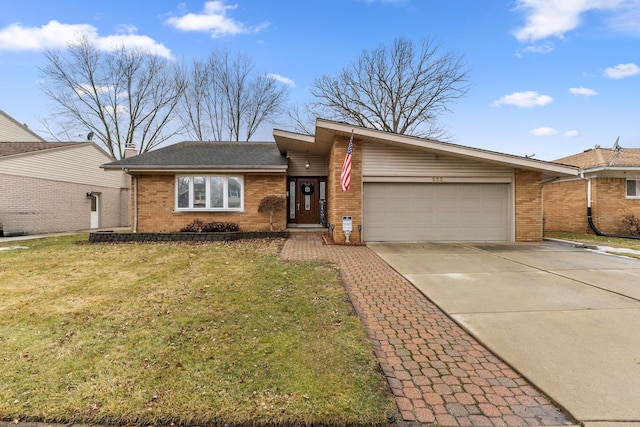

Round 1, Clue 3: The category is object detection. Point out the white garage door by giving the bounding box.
[363,183,510,242]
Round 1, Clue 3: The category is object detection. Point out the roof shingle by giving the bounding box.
[103,141,287,169]
[555,147,640,169]
[0,142,85,158]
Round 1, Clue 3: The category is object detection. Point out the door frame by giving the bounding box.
[90,193,100,229]
[287,177,327,226]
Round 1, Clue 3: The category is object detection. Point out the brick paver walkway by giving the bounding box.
[281,234,574,426]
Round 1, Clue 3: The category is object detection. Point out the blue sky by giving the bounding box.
[1,0,638,161]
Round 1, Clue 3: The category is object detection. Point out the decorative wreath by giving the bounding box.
[302,183,314,195]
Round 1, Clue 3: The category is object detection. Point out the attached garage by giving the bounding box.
[275,119,579,243]
[363,182,510,242]
[361,141,515,242]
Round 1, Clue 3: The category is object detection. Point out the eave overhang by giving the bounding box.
[101,164,288,175]
[313,119,579,178]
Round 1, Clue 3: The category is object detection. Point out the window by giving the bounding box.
[627,179,640,198]
[176,175,244,210]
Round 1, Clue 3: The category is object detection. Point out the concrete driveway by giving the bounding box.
[369,240,640,426]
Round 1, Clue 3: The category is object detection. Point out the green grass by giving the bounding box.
[0,235,395,426]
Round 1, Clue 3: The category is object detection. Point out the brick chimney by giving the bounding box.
[124,142,138,159]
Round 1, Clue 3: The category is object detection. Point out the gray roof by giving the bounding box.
[103,141,288,171]
[0,141,85,158]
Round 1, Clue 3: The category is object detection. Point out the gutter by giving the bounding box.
[103,166,288,174]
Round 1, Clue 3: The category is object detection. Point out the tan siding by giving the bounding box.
[363,142,513,181]
[287,151,328,176]
[0,113,45,142]
[0,144,125,188]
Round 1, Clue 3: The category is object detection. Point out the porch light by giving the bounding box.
[305,151,310,169]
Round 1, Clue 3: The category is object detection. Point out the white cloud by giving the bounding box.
[0,20,96,51]
[569,87,598,96]
[166,1,268,38]
[564,130,580,137]
[530,127,558,136]
[513,0,625,42]
[95,34,172,58]
[0,20,171,58]
[75,84,113,96]
[492,91,553,108]
[605,0,640,33]
[266,73,295,86]
[517,42,555,56]
[604,63,640,78]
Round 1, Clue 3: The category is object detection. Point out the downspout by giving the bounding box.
[133,175,138,233]
[586,177,605,236]
[585,175,640,240]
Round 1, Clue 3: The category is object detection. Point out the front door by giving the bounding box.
[288,178,326,225]
[297,178,319,224]
[90,194,100,229]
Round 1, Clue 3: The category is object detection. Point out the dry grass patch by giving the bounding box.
[546,231,640,258]
[0,235,395,426]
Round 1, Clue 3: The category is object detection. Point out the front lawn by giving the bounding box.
[0,235,395,426]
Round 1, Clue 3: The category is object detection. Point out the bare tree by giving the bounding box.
[308,37,471,140]
[180,49,289,141]
[40,35,187,159]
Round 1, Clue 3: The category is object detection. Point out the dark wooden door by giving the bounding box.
[296,178,319,224]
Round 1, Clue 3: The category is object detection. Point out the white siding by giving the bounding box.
[0,143,126,188]
[0,112,45,142]
[363,142,513,182]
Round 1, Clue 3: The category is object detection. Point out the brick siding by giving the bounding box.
[542,179,588,233]
[0,173,128,236]
[543,177,640,234]
[133,174,287,232]
[327,135,362,243]
[514,169,543,242]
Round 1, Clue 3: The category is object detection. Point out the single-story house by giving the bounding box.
[0,109,130,236]
[103,119,578,243]
[543,144,640,235]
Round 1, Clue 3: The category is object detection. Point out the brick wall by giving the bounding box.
[327,135,362,243]
[542,179,588,233]
[133,174,287,232]
[0,173,127,236]
[514,169,543,242]
[592,178,640,234]
[543,177,640,234]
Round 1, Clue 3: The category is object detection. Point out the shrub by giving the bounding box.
[258,195,286,231]
[620,213,640,236]
[180,219,239,233]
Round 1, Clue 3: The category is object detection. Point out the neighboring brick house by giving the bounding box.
[543,144,640,235]
[104,119,577,243]
[0,109,130,236]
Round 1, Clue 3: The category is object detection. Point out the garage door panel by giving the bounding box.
[364,183,510,242]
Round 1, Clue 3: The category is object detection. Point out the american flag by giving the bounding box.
[340,132,353,192]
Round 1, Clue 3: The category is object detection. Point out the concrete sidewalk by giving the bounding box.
[282,234,574,426]
[370,240,640,426]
